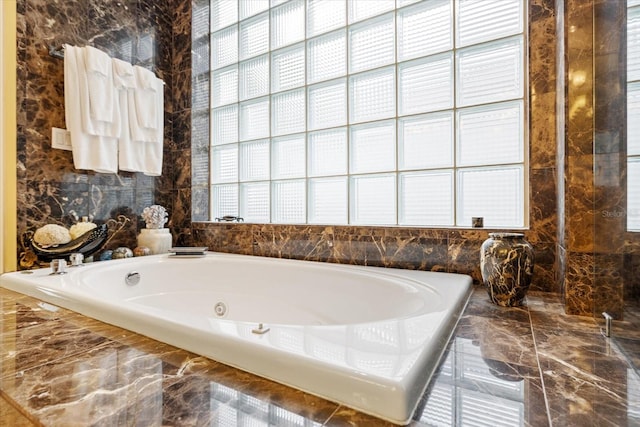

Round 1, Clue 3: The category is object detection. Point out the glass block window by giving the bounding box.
[206,0,527,227]
[629,1,640,231]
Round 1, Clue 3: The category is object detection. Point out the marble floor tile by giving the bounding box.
[543,370,636,427]
[453,315,539,368]
[0,394,35,426]
[2,285,638,426]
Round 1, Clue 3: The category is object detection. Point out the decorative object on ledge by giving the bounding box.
[112,247,134,259]
[480,232,534,307]
[137,228,172,255]
[28,224,109,263]
[133,246,151,257]
[137,205,172,254]
[98,249,113,261]
[104,214,132,247]
[215,215,244,222]
[142,204,168,229]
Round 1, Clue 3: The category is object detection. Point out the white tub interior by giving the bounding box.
[0,252,472,425]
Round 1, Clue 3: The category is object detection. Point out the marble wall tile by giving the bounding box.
[173,69,192,113]
[565,154,596,253]
[529,167,557,244]
[14,0,177,269]
[172,0,192,73]
[192,223,254,255]
[564,251,595,315]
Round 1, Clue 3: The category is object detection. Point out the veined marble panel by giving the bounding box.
[2,286,637,426]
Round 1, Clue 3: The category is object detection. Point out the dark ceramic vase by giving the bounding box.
[480,232,534,307]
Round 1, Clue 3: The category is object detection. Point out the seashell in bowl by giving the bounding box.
[29,224,109,262]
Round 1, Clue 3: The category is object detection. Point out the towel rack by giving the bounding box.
[49,45,64,59]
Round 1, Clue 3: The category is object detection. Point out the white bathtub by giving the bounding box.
[0,252,472,425]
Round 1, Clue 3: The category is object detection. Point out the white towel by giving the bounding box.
[113,58,145,173]
[133,66,158,130]
[84,46,114,122]
[112,58,136,90]
[141,75,164,176]
[64,44,118,173]
[76,47,120,139]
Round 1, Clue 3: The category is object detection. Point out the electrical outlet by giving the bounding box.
[51,127,72,151]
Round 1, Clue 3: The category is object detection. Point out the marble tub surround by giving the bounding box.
[192,223,555,292]
[1,285,637,426]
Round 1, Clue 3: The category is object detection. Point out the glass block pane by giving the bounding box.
[350,67,395,123]
[457,37,523,107]
[239,97,269,141]
[399,112,454,170]
[239,139,270,181]
[240,13,269,60]
[272,89,306,136]
[630,8,640,81]
[212,0,238,31]
[457,166,524,228]
[212,105,238,145]
[212,65,238,107]
[399,171,454,226]
[308,79,347,131]
[350,174,396,225]
[272,134,306,179]
[457,101,523,167]
[240,55,269,100]
[397,0,421,7]
[399,53,453,116]
[240,0,269,19]
[212,26,238,69]
[212,184,239,219]
[211,144,238,183]
[192,37,210,75]
[192,72,209,111]
[348,0,395,24]
[307,0,346,37]
[457,0,523,47]
[628,83,640,156]
[350,120,396,174]
[308,30,347,84]
[629,159,640,230]
[272,180,306,223]
[308,177,348,224]
[349,13,395,74]
[272,44,305,92]
[308,128,348,176]
[240,182,270,222]
[193,2,210,40]
[398,0,452,61]
[271,0,305,49]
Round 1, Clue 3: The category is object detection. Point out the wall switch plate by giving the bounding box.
[51,127,72,151]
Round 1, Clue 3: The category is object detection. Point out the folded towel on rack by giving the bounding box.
[113,58,145,173]
[64,44,118,173]
[75,46,120,139]
[140,73,164,176]
[112,58,136,89]
[133,66,159,130]
[84,46,114,122]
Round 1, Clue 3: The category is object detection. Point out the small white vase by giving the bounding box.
[137,228,172,255]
